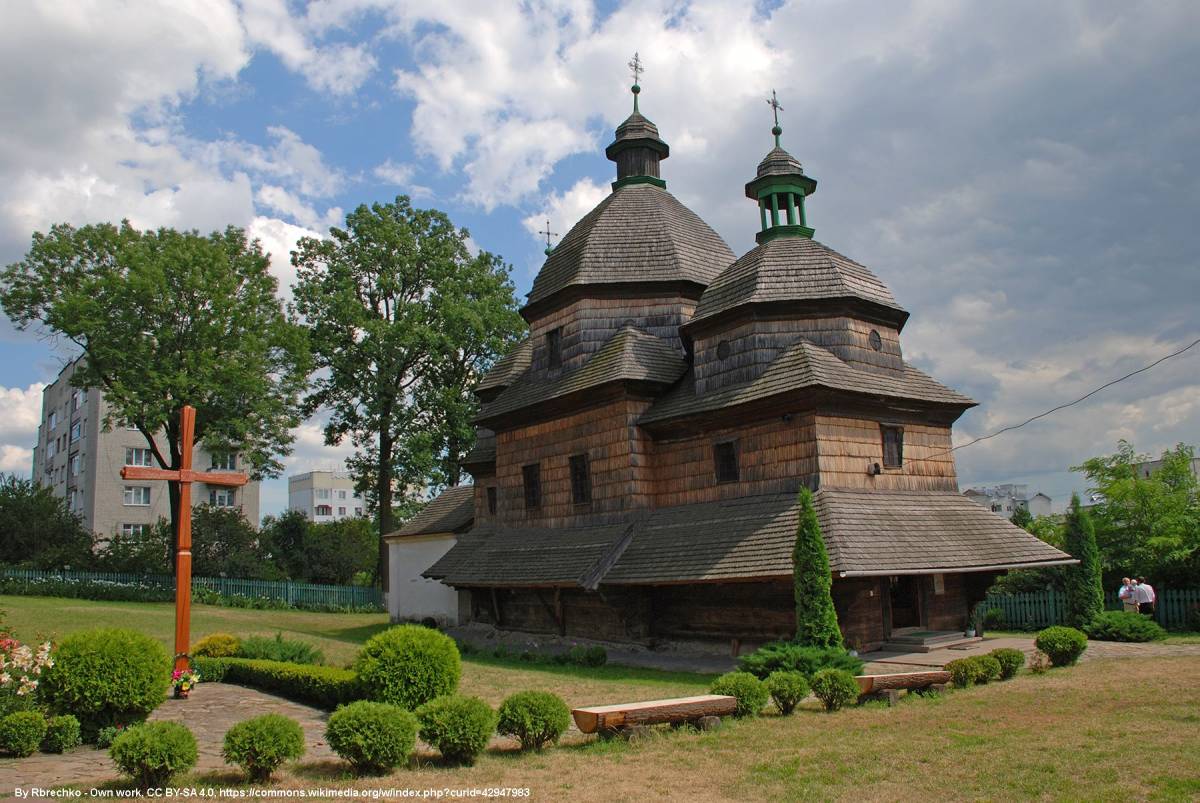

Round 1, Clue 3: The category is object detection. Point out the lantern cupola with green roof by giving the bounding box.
[604,52,670,190]
[746,90,817,242]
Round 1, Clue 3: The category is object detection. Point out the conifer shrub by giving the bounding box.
[42,714,82,753]
[1063,495,1104,628]
[222,714,306,782]
[0,711,47,757]
[237,633,324,665]
[1083,611,1167,643]
[325,701,417,776]
[191,633,241,659]
[765,671,810,715]
[973,655,1003,684]
[988,648,1026,680]
[792,488,843,648]
[1035,626,1088,667]
[216,659,360,709]
[809,669,860,712]
[738,642,864,680]
[416,695,497,766]
[38,628,171,740]
[496,691,571,751]
[945,658,981,688]
[109,721,198,789]
[355,625,461,710]
[709,672,770,718]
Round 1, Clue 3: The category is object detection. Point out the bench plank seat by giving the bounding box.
[572,694,737,733]
[855,671,951,695]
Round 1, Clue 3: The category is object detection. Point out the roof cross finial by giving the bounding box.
[628,51,644,112]
[767,89,784,147]
[538,219,559,255]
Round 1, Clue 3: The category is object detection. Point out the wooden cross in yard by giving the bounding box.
[120,405,247,672]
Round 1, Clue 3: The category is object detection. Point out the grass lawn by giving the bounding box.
[988,628,1200,645]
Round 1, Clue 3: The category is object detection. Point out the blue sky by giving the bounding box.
[1,0,1198,520]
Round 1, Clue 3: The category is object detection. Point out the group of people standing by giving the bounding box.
[1118,576,1156,615]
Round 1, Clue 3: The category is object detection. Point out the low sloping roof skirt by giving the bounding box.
[385,485,475,539]
[477,338,533,396]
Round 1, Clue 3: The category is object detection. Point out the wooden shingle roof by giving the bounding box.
[689,237,907,328]
[476,326,687,424]
[524,183,735,309]
[385,485,475,539]
[461,429,496,469]
[477,337,532,396]
[640,340,974,425]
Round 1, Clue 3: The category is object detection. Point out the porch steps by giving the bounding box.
[880,630,983,653]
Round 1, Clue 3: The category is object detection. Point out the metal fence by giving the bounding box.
[984,587,1200,630]
[0,567,384,611]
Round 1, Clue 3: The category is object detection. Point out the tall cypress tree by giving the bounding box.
[1064,493,1104,628]
[792,487,843,648]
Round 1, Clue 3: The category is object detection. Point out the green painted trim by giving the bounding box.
[759,200,768,231]
[611,175,667,190]
[756,224,815,243]
[785,192,797,225]
[756,182,812,200]
[770,193,780,226]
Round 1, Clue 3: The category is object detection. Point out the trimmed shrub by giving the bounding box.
[1028,651,1051,675]
[42,714,82,753]
[945,658,981,688]
[765,671,810,715]
[1084,611,1167,643]
[192,633,241,659]
[738,642,864,680]
[326,701,417,776]
[0,711,47,757]
[96,725,124,749]
[565,645,607,667]
[974,655,1002,684]
[416,695,497,766]
[355,625,461,710]
[191,657,231,683]
[109,721,198,789]
[215,659,360,709]
[222,714,306,782]
[989,648,1026,680]
[1035,626,1088,667]
[238,633,324,665]
[982,607,1006,630]
[496,691,571,751]
[710,672,770,718]
[38,628,171,740]
[810,669,860,712]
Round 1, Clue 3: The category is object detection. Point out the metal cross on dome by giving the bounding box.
[538,219,559,255]
[628,51,644,85]
[767,89,784,146]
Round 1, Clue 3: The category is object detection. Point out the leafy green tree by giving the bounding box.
[261,509,311,581]
[291,197,523,584]
[0,474,93,569]
[1063,494,1104,628]
[0,222,310,560]
[95,523,172,575]
[792,487,843,648]
[189,506,281,580]
[260,512,378,585]
[1009,505,1034,530]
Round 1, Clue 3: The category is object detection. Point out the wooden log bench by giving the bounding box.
[855,671,951,706]
[572,695,737,735]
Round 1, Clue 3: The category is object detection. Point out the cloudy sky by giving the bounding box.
[1,0,1198,519]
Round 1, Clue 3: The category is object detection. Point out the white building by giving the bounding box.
[1133,455,1200,480]
[287,470,366,521]
[384,484,474,625]
[30,357,260,538]
[963,483,1052,518]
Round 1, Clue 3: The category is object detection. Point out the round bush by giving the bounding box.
[810,668,860,712]
[109,721,198,789]
[989,648,1026,680]
[191,633,241,658]
[416,695,497,766]
[0,711,47,757]
[39,628,171,740]
[973,655,1002,684]
[222,714,306,782]
[325,701,417,776]
[738,643,864,680]
[765,671,810,715]
[1035,626,1088,667]
[42,714,82,753]
[945,658,979,688]
[709,671,770,718]
[354,625,461,710]
[1084,611,1167,643]
[496,691,570,751]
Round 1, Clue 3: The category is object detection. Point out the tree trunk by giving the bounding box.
[377,431,393,591]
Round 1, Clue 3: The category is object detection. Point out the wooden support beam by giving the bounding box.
[855,671,951,696]
[572,695,737,734]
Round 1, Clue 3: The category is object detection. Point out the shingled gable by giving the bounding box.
[475,325,687,425]
[385,484,475,539]
[639,339,975,426]
[476,337,532,400]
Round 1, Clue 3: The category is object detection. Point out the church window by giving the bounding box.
[546,328,563,369]
[487,486,497,514]
[569,454,591,505]
[522,463,541,510]
[716,340,731,360]
[714,441,739,483]
[882,426,904,468]
[869,329,882,351]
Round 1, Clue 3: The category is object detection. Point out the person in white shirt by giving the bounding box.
[1135,576,1156,615]
[1118,578,1138,613]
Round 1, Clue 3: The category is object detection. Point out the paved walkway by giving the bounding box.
[860,635,1200,672]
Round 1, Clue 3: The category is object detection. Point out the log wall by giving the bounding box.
[815,414,958,491]
[925,573,969,631]
[647,581,795,641]
[832,576,888,651]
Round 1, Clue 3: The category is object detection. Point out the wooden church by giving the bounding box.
[419,77,1074,652]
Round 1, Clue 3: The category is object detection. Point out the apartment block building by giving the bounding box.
[287,470,365,522]
[30,358,261,539]
[963,483,1052,518]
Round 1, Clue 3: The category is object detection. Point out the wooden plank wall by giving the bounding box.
[647,581,795,641]
[473,471,496,524]
[526,296,696,375]
[832,577,887,652]
[494,398,654,527]
[649,412,819,507]
[815,414,958,491]
[693,317,903,394]
[468,587,645,642]
[925,573,969,631]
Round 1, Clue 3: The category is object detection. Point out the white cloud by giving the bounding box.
[240,0,377,95]
[246,216,324,299]
[255,185,342,232]
[521,177,607,245]
[0,383,45,475]
[209,126,345,198]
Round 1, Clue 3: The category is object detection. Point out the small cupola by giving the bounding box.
[745,90,817,243]
[604,52,669,190]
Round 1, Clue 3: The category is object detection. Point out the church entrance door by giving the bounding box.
[889,575,922,630]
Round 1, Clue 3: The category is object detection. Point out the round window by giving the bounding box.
[716,340,731,360]
[869,330,882,351]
